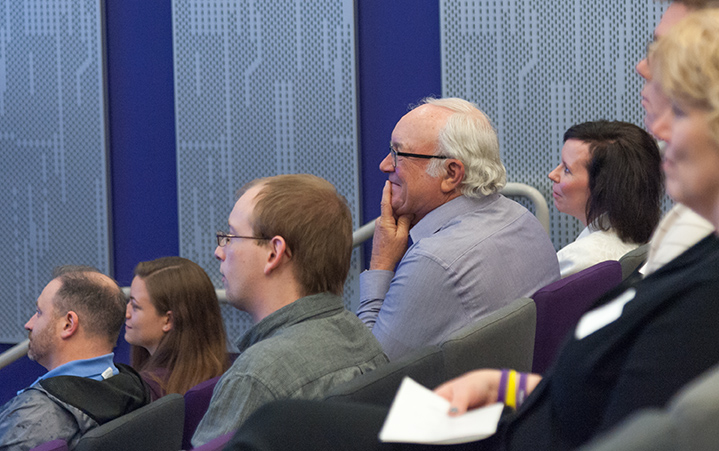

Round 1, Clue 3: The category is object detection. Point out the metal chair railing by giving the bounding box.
[501,182,550,234]
[0,182,548,370]
[347,182,551,238]
[0,339,30,370]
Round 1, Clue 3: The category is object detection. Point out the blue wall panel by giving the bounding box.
[357,1,441,265]
[106,0,178,287]
[0,344,45,407]
[0,1,439,406]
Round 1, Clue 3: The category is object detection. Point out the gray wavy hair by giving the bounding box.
[421,97,506,197]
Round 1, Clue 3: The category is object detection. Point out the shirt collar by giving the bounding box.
[576,226,592,240]
[235,292,343,352]
[22,353,118,394]
[409,194,498,243]
[587,214,611,233]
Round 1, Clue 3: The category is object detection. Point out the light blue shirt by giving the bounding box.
[21,353,118,394]
[357,194,560,360]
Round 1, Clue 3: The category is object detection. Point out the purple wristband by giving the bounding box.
[517,372,528,407]
[497,369,510,404]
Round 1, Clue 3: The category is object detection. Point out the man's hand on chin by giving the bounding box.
[370,181,414,271]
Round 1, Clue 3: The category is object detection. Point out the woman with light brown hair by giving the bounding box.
[125,256,228,399]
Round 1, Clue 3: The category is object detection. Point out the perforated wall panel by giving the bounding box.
[441,0,670,249]
[172,0,360,342]
[0,1,109,343]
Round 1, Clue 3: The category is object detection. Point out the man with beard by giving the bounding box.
[0,266,149,450]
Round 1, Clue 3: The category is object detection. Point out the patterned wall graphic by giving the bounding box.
[441,0,669,249]
[0,0,109,343]
[172,0,360,341]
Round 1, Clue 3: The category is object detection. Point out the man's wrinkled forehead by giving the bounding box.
[392,104,452,147]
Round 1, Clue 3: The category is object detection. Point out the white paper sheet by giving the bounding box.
[378,377,504,445]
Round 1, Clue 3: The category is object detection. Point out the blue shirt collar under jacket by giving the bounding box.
[20,353,118,394]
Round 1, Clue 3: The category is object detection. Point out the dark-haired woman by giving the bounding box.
[549,120,663,277]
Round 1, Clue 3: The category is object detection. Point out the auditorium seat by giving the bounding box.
[183,376,221,449]
[531,260,623,374]
[190,430,235,450]
[324,296,536,406]
[618,243,650,280]
[29,439,68,451]
[73,393,184,451]
[323,345,444,407]
[440,296,536,377]
[578,362,719,451]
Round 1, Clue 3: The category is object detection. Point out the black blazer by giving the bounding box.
[501,234,719,451]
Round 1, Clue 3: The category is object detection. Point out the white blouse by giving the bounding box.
[557,226,638,278]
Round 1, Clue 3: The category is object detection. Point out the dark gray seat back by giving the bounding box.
[441,296,536,378]
[323,345,444,407]
[324,297,537,406]
[74,393,184,451]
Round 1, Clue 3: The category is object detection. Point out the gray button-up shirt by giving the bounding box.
[192,292,388,446]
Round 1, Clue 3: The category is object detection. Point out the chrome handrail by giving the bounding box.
[0,182,548,368]
[348,182,552,240]
[352,220,376,248]
[501,182,550,235]
[0,220,380,368]
[0,339,29,371]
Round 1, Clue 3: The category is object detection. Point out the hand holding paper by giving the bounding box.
[379,377,504,445]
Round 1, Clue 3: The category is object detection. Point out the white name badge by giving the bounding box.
[575,288,636,340]
[101,366,114,380]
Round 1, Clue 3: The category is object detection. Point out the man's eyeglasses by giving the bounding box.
[216,231,269,247]
[389,145,448,168]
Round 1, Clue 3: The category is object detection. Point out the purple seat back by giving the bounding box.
[29,440,69,451]
[531,260,623,374]
[191,430,234,450]
[183,375,221,450]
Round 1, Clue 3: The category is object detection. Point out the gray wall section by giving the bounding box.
[0,1,109,343]
[0,1,672,344]
[441,0,672,250]
[172,0,361,341]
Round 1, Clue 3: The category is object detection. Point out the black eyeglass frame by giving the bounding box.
[216,231,269,247]
[389,145,449,168]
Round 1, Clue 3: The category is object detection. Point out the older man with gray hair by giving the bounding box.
[358,97,559,360]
